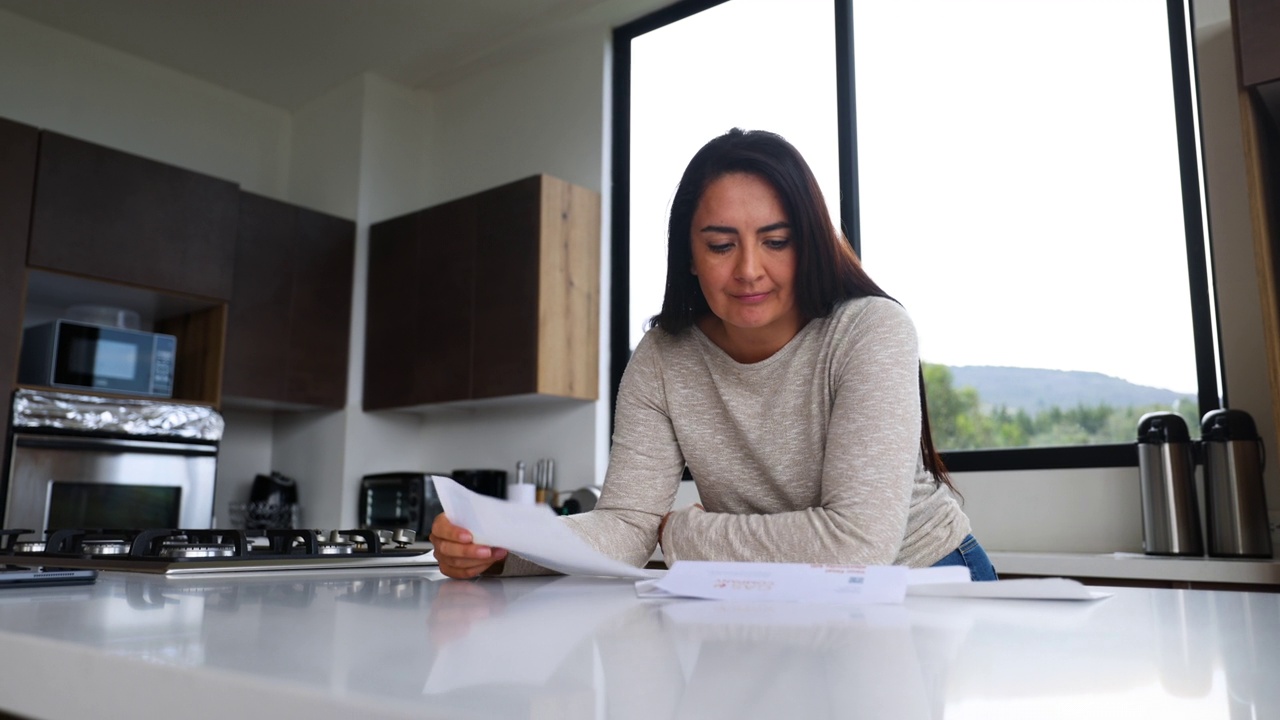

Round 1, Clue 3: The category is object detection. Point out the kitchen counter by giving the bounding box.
[0,568,1277,719]
[990,550,1280,586]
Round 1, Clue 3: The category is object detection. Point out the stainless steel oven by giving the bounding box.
[3,389,222,533]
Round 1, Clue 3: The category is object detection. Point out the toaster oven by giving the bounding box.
[358,472,444,535]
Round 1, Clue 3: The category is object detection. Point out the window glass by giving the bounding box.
[623,0,1212,457]
[851,0,1207,448]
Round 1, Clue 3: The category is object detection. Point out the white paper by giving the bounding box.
[432,475,660,580]
[634,561,965,604]
[906,577,1112,601]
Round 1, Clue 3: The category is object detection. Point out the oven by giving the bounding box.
[3,389,222,534]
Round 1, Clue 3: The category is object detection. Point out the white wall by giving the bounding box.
[0,9,290,197]
[342,32,615,518]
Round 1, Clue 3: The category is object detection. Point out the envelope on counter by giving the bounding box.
[635,562,1110,603]
[635,562,961,604]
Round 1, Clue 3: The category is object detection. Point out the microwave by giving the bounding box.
[18,319,176,398]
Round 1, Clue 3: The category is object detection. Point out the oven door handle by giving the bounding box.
[12,435,218,456]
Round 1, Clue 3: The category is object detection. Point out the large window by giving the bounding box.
[612,0,1219,471]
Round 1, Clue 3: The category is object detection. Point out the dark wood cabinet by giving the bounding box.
[27,131,238,300]
[223,192,355,409]
[1235,0,1280,87]
[364,175,600,410]
[0,117,38,447]
[1233,6,1280,497]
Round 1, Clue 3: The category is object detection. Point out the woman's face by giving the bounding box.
[690,172,801,349]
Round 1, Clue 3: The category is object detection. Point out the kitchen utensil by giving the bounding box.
[1136,412,1204,556]
[1201,409,1272,558]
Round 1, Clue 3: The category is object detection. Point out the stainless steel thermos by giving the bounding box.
[1201,409,1272,558]
[1137,412,1204,556]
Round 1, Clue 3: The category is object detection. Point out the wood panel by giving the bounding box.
[28,132,238,300]
[537,175,600,400]
[156,304,226,406]
[1241,83,1280,476]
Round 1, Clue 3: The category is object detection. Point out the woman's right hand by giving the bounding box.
[429,512,508,579]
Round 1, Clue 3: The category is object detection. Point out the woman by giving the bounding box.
[432,128,996,581]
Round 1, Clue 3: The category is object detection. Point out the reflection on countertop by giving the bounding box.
[0,569,1275,719]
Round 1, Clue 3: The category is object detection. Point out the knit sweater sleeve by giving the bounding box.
[661,299,924,566]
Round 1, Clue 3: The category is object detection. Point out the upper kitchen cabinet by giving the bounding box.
[27,131,239,301]
[364,175,600,410]
[1236,0,1280,87]
[0,117,38,443]
[223,192,355,410]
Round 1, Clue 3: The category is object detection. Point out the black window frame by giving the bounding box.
[610,0,1221,472]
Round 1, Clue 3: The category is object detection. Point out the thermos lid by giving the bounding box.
[1200,408,1259,442]
[1137,411,1191,444]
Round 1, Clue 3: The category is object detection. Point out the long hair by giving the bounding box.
[649,128,954,491]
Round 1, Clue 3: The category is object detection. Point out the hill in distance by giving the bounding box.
[943,365,1195,414]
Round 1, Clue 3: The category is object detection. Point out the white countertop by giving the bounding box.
[0,567,1277,719]
[990,550,1280,584]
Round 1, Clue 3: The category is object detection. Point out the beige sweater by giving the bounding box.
[503,296,970,575]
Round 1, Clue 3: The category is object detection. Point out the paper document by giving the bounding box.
[432,475,660,580]
[635,562,971,604]
[907,577,1112,601]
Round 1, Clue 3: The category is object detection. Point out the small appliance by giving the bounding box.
[451,469,507,500]
[3,389,222,534]
[1136,411,1204,556]
[18,319,176,398]
[358,472,445,535]
[1201,409,1272,558]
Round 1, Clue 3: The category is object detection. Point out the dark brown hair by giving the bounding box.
[649,128,954,490]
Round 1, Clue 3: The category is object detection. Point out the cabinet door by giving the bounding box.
[364,197,476,409]
[472,177,541,399]
[225,194,354,409]
[286,207,354,408]
[1237,0,1280,87]
[28,132,238,300]
[0,117,38,445]
[224,193,294,403]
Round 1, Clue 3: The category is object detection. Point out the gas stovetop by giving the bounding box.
[0,528,437,575]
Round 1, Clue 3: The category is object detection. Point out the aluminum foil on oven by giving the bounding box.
[11,388,225,441]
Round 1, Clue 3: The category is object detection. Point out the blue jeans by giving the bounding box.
[930,534,998,581]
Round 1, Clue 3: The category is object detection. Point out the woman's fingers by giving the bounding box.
[429,512,509,579]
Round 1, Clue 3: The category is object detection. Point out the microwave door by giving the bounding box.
[4,433,217,533]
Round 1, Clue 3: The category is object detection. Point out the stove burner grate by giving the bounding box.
[0,527,419,564]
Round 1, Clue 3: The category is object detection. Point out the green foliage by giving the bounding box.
[922,363,1200,450]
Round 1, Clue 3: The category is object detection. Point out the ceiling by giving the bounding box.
[0,0,677,110]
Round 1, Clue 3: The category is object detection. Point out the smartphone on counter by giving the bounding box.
[0,567,98,588]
